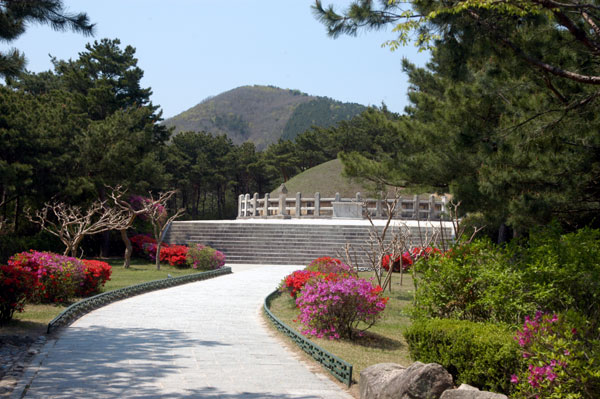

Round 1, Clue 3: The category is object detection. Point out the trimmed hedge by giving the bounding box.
[404,318,521,395]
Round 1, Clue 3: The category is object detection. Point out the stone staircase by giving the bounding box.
[163,221,453,266]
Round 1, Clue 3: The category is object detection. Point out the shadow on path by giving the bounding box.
[25,325,230,398]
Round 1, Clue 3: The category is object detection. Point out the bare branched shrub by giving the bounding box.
[28,199,131,258]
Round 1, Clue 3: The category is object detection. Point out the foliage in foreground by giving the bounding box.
[407,226,600,397]
[404,318,520,394]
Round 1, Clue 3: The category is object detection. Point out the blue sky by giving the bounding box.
[8,1,430,119]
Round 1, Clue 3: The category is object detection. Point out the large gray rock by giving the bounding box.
[439,384,508,399]
[360,361,453,399]
[360,363,407,399]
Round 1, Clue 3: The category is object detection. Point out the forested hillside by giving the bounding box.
[162,85,364,149]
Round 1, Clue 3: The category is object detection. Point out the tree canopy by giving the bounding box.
[0,0,94,78]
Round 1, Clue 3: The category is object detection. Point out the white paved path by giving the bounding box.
[16,265,354,399]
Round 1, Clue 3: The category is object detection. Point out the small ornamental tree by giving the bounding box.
[28,198,131,258]
[109,187,152,268]
[136,190,184,270]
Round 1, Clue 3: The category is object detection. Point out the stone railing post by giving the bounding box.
[244,194,250,217]
[429,194,435,220]
[335,192,341,203]
[413,195,419,220]
[238,194,243,218]
[263,193,270,217]
[315,192,321,217]
[441,195,447,219]
[295,192,301,218]
[252,193,258,217]
[376,198,382,218]
[279,193,288,216]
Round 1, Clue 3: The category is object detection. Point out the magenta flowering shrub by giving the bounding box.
[295,274,388,339]
[511,311,600,399]
[8,251,86,303]
[185,244,226,270]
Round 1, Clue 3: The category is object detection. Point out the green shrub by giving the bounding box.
[413,239,535,324]
[404,318,521,395]
[414,227,600,326]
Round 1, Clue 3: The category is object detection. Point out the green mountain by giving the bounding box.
[162,85,366,150]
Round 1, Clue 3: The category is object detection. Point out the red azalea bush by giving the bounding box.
[77,260,112,296]
[382,247,442,272]
[280,270,322,298]
[160,245,189,267]
[296,274,389,339]
[0,264,37,324]
[382,252,413,272]
[8,251,86,303]
[130,234,156,257]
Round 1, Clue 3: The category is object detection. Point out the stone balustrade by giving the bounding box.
[237,192,447,220]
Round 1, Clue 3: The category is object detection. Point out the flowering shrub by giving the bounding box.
[160,245,188,267]
[77,260,112,297]
[305,257,355,275]
[0,264,37,324]
[130,234,156,257]
[280,270,322,299]
[511,311,600,399]
[185,244,225,270]
[8,251,86,303]
[382,247,442,272]
[129,195,165,220]
[382,252,413,272]
[295,274,388,339]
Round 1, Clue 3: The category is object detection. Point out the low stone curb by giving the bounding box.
[263,289,353,387]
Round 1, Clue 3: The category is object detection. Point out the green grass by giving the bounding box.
[1,258,200,336]
[268,271,415,385]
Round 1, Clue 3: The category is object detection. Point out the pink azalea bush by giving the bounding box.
[185,244,226,270]
[305,256,355,275]
[511,311,600,399]
[295,274,389,340]
[8,251,86,303]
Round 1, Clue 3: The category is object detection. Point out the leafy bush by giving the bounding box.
[414,228,600,325]
[404,318,521,394]
[511,311,600,399]
[296,274,388,339]
[8,251,86,303]
[413,239,533,324]
[304,256,355,275]
[0,264,37,324]
[185,244,225,270]
[77,260,112,296]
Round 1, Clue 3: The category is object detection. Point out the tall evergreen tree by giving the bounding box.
[0,0,93,78]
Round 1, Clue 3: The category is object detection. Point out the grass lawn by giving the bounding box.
[1,258,200,336]
[267,271,415,387]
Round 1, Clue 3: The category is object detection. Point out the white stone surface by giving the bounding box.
[17,266,353,399]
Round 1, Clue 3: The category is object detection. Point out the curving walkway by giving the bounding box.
[13,265,354,399]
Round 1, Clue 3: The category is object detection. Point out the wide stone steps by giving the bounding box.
[164,221,448,266]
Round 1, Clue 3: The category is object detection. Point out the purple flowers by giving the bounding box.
[295,274,388,340]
